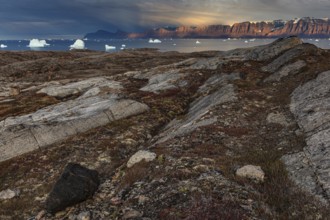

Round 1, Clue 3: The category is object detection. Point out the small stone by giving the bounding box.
[266,112,289,126]
[236,165,265,182]
[77,211,91,220]
[0,189,19,200]
[55,210,67,218]
[123,210,143,219]
[35,210,46,220]
[138,195,150,205]
[193,165,209,172]
[110,197,122,205]
[9,87,20,96]
[127,150,157,168]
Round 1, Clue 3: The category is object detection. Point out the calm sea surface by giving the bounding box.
[0,38,329,53]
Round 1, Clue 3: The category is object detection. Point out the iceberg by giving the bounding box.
[70,39,85,50]
[149,39,161,43]
[0,44,7,48]
[105,45,116,50]
[27,39,50,48]
[196,40,201,44]
[121,44,126,47]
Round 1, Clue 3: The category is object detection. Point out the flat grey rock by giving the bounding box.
[264,60,306,82]
[225,37,303,61]
[37,77,122,98]
[140,70,184,93]
[282,71,330,203]
[261,44,317,73]
[155,74,238,144]
[0,95,149,162]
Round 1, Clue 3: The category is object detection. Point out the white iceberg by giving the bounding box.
[249,38,256,42]
[244,40,249,43]
[105,45,116,50]
[27,39,50,48]
[149,39,162,43]
[315,39,319,42]
[70,39,85,49]
[121,44,126,47]
[196,40,201,44]
[0,44,7,48]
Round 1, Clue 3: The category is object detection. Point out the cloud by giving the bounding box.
[0,0,329,39]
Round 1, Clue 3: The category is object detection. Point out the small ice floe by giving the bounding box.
[227,38,231,40]
[0,44,7,48]
[315,39,319,42]
[196,40,201,44]
[249,38,256,42]
[70,39,85,49]
[27,39,50,48]
[328,38,330,41]
[149,39,162,43]
[222,39,227,42]
[173,43,177,46]
[121,44,126,47]
[244,40,249,43]
[105,45,116,50]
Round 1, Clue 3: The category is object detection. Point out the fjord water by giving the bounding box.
[0,38,329,52]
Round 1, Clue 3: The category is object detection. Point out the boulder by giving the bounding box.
[236,165,265,182]
[45,163,100,214]
[127,150,157,168]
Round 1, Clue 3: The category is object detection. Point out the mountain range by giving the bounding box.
[85,17,330,39]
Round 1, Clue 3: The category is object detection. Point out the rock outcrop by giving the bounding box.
[0,92,149,162]
[282,71,330,203]
[0,37,329,219]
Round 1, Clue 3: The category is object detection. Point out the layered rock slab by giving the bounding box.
[282,71,330,203]
[0,95,149,162]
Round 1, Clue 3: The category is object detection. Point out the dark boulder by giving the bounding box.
[45,163,100,214]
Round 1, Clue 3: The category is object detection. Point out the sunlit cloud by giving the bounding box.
[0,0,329,39]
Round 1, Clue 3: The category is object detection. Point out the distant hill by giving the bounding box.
[84,30,128,39]
[85,17,330,39]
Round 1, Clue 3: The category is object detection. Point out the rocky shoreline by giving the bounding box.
[0,37,329,219]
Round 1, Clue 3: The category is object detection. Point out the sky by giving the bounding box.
[0,0,329,39]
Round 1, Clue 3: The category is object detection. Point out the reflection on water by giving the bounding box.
[0,38,329,53]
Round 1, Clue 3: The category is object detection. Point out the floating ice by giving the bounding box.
[244,40,249,43]
[196,40,201,44]
[28,39,50,48]
[70,39,85,50]
[105,45,116,50]
[149,39,162,43]
[315,39,319,42]
[0,44,7,48]
[249,38,256,42]
[121,44,126,47]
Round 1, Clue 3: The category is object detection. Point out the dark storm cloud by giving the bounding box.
[0,0,329,39]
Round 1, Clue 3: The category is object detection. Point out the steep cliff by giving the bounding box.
[85,17,330,39]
